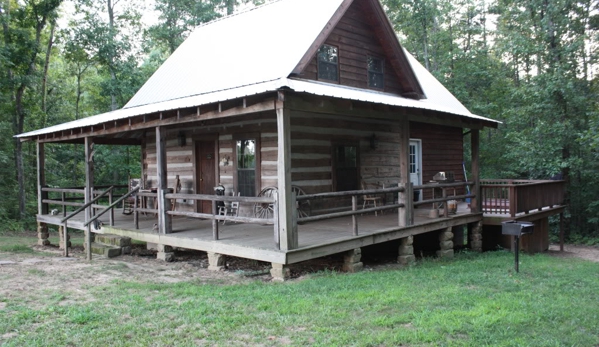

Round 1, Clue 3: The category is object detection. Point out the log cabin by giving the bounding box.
[17,0,566,280]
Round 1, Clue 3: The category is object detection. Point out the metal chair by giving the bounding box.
[219,191,240,224]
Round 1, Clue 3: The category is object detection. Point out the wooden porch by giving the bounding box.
[38,200,481,264]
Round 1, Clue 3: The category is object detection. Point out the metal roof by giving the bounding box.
[17,0,499,140]
[125,0,345,108]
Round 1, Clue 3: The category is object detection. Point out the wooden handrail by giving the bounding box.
[84,187,140,227]
[297,186,405,201]
[60,186,114,223]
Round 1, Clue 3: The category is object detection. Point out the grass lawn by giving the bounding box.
[0,237,598,346]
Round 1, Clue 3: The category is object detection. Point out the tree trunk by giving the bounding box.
[41,20,56,117]
[107,0,118,111]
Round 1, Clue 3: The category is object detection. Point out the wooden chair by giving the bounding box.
[219,191,240,225]
[362,180,384,216]
[122,176,141,215]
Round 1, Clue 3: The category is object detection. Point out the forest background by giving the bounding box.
[1,0,598,242]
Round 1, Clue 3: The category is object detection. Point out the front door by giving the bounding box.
[196,140,216,213]
[409,139,422,200]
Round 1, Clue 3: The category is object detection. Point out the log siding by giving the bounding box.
[300,1,404,95]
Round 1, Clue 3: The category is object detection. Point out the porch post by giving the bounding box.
[276,92,298,250]
[84,137,94,258]
[398,119,412,227]
[36,141,50,246]
[37,141,48,216]
[156,126,172,234]
[470,129,481,213]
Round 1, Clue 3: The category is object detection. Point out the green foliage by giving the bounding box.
[1,0,599,240]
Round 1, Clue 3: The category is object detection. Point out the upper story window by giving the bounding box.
[317,45,339,82]
[367,56,384,89]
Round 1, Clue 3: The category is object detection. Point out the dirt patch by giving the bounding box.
[547,243,599,263]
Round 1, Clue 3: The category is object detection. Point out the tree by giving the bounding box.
[0,0,62,220]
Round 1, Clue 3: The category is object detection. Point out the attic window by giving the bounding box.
[367,56,384,89]
[317,45,339,82]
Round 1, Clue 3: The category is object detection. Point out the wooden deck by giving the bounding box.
[38,203,482,264]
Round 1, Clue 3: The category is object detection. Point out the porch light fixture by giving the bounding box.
[370,133,378,150]
[177,131,186,147]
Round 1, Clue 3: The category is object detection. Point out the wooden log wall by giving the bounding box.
[142,112,466,214]
[410,122,465,200]
[300,0,404,95]
[289,110,401,212]
[143,113,277,213]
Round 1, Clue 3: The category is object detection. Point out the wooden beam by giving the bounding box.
[471,129,481,213]
[277,93,298,250]
[285,93,490,130]
[156,126,172,234]
[398,119,411,227]
[35,96,277,143]
[37,142,48,215]
[84,137,94,260]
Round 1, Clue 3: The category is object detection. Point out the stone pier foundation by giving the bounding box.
[437,227,454,258]
[469,221,483,252]
[342,248,363,273]
[398,236,415,265]
[156,244,175,262]
[37,222,50,246]
[207,252,226,271]
[270,263,290,282]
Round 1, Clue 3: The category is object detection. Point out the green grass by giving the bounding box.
[0,250,598,346]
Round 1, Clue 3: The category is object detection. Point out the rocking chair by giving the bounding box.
[122,177,141,215]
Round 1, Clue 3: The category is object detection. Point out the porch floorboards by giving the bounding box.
[38,202,481,264]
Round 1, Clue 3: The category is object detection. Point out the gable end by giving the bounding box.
[292,0,425,99]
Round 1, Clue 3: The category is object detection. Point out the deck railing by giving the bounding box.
[413,181,476,217]
[481,179,565,217]
[164,192,280,247]
[41,185,128,216]
[296,185,408,236]
[295,181,475,237]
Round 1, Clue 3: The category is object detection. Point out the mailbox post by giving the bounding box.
[501,221,534,272]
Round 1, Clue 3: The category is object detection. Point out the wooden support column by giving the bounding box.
[156,126,172,234]
[36,142,50,247]
[276,93,298,250]
[470,129,481,213]
[84,137,94,259]
[37,142,48,216]
[398,119,411,227]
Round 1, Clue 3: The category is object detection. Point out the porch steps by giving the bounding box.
[91,234,132,258]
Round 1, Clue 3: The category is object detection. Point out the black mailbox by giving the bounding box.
[502,221,534,236]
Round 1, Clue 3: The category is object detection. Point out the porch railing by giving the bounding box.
[296,185,408,236]
[41,184,128,218]
[164,192,279,247]
[295,181,475,237]
[481,179,566,217]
